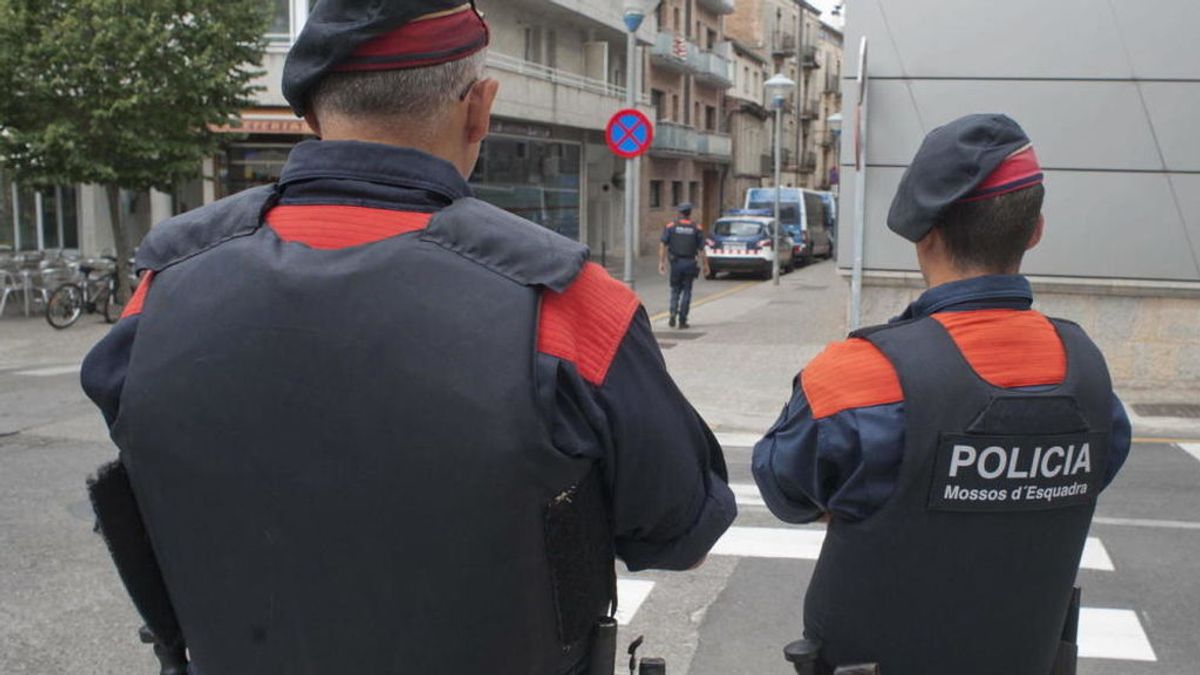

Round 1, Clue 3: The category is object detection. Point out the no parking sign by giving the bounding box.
[606,109,654,159]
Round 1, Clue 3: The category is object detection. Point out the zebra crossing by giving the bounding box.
[611,439,1191,668]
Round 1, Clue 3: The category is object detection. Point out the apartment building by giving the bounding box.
[724,0,835,199]
[725,41,773,208]
[641,0,736,246]
[810,23,843,191]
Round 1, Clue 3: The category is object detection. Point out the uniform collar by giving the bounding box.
[278,140,472,203]
[896,274,1033,322]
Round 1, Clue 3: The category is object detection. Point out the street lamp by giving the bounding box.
[622,2,646,288]
[765,73,796,286]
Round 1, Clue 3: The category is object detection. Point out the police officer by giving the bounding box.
[80,3,736,674]
[753,114,1132,674]
[658,203,709,328]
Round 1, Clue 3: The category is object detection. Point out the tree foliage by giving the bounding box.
[0,0,268,192]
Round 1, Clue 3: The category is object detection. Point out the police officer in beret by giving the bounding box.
[753,114,1132,674]
[80,2,736,673]
[658,203,709,328]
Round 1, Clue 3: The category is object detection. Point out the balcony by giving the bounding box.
[760,154,774,175]
[696,0,736,15]
[698,132,732,161]
[651,32,694,73]
[486,52,651,131]
[771,33,797,57]
[799,151,817,173]
[690,42,732,87]
[802,44,820,69]
[799,101,819,121]
[651,121,700,157]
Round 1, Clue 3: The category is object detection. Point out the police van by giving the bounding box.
[744,187,834,264]
[704,213,795,279]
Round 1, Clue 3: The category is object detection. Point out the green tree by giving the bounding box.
[0,0,268,298]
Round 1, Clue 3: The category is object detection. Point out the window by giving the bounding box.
[546,29,557,69]
[267,0,312,45]
[470,138,583,240]
[707,29,717,50]
[651,89,666,120]
[689,181,700,204]
[671,94,679,121]
[743,66,750,94]
[650,181,663,208]
[524,26,543,64]
[693,102,701,127]
[671,181,683,207]
[0,169,79,252]
[706,106,717,131]
[673,7,681,32]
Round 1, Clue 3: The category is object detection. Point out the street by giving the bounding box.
[1,260,1198,674]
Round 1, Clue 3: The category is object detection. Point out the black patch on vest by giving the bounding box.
[544,467,615,648]
[928,432,1109,512]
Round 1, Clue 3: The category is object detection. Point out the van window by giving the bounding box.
[804,192,826,231]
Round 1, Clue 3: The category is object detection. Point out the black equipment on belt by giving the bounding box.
[666,219,700,259]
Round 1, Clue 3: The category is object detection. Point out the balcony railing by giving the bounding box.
[802,44,820,69]
[690,42,732,87]
[698,132,732,160]
[488,52,651,105]
[771,33,797,57]
[696,0,736,15]
[652,121,699,156]
[651,32,694,73]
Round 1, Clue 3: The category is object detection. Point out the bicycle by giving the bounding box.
[45,256,137,329]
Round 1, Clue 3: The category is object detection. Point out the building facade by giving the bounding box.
[639,0,736,247]
[842,0,1200,395]
[723,0,839,205]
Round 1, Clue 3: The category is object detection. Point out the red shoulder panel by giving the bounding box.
[802,338,903,419]
[266,205,431,250]
[933,309,1066,388]
[537,263,641,386]
[120,271,155,319]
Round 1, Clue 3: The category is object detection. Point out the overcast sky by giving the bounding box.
[806,0,845,29]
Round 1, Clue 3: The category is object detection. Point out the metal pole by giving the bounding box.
[623,29,637,288]
[773,103,782,286]
[849,37,868,330]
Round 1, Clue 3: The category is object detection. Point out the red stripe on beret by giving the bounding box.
[959,145,1043,202]
[332,5,489,73]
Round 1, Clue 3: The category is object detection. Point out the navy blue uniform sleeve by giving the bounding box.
[537,308,736,571]
[1105,391,1132,488]
[80,316,140,428]
[660,225,671,244]
[752,375,906,524]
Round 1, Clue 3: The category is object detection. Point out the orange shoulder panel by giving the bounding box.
[266,205,431,249]
[802,337,903,419]
[537,262,641,386]
[933,309,1066,388]
[120,271,155,320]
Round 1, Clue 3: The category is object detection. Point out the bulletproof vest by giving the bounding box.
[666,219,700,258]
[803,316,1112,675]
[113,186,614,675]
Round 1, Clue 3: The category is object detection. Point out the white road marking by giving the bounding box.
[13,364,81,377]
[714,432,761,449]
[1080,537,1115,572]
[730,483,765,508]
[1078,608,1157,662]
[1180,443,1200,464]
[1093,515,1200,530]
[711,527,826,560]
[614,579,655,626]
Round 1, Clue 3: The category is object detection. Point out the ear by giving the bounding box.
[1026,214,1045,251]
[304,112,322,138]
[466,78,499,144]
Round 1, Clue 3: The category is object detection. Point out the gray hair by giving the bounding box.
[308,49,488,122]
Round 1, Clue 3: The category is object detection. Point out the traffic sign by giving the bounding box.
[606,109,654,159]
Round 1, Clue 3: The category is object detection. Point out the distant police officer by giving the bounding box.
[658,203,709,328]
[753,114,1132,675]
[81,3,736,674]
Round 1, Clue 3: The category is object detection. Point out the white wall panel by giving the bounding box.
[1109,0,1200,79]
[1141,83,1200,172]
[841,0,903,78]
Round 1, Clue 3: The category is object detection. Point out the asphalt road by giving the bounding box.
[1,260,1197,674]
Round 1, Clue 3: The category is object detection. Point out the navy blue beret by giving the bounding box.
[283,0,488,117]
[887,114,1042,242]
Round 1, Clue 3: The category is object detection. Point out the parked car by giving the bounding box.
[743,187,834,264]
[704,216,794,279]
